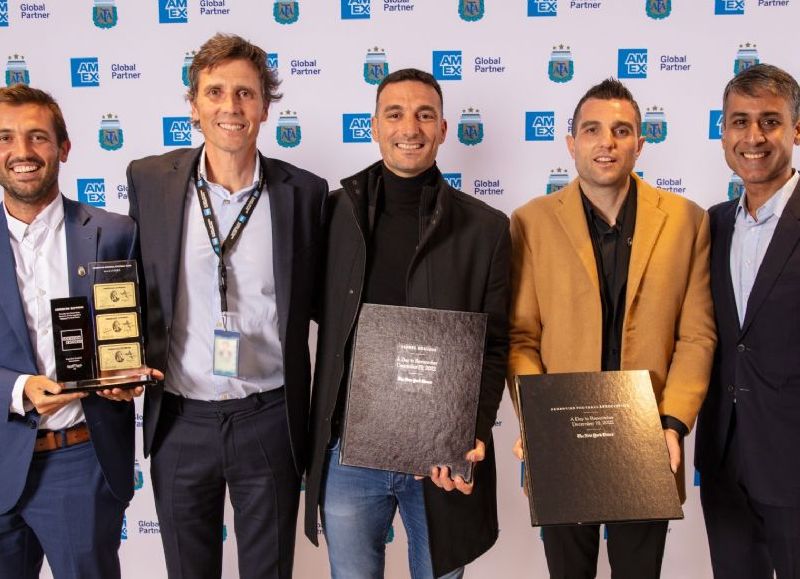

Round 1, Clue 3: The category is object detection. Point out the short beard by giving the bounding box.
[0,161,60,207]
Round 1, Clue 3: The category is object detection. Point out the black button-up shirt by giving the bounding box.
[581,178,637,373]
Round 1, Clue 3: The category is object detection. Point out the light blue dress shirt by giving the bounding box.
[730,171,798,326]
[165,149,284,400]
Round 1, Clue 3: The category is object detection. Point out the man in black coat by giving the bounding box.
[695,63,800,578]
[304,68,510,578]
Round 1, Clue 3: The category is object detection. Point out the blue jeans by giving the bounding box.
[322,439,465,579]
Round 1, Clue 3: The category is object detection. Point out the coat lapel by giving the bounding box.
[263,156,294,345]
[63,197,97,298]
[160,149,199,327]
[0,206,36,366]
[554,183,600,291]
[715,201,739,331]
[740,182,800,336]
[625,178,666,315]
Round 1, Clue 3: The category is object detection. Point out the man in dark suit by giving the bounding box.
[0,85,150,579]
[127,34,327,578]
[695,63,800,579]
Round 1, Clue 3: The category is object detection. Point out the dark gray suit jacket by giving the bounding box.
[126,147,327,474]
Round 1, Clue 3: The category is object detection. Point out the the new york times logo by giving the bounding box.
[71,58,100,87]
[159,0,188,23]
[528,0,557,16]
[708,110,723,140]
[715,0,744,14]
[442,173,462,189]
[163,117,192,146]
[342,0,370,19]
[618,48,647,79]
[342,113,371,143]
[0,0,9,27]
[77,178,106,207]
[525,112,555,141]
[433,51,462,81]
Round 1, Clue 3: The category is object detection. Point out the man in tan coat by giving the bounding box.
[509,78,716,578]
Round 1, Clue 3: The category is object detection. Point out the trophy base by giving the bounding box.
[60,374,157,393]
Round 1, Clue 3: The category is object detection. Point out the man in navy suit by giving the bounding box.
[695,63,800,578]
[127,34,327,578]
[0,85,156,579]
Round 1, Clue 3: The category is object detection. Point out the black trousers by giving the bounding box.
[542,520,668,579]
[700,416,800,579]
[151,390,301,579]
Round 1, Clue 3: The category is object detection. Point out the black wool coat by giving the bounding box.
[304,161,510,575]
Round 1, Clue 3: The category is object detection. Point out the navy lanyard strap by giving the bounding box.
[195,160,265,313]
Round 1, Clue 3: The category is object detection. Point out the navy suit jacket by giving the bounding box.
[126,147,327,473]
[0,196,138,514]
[695,179,800,506]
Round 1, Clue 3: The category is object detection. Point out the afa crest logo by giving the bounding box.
[642,106,667,144]
[459,0,484,21]
[364,48,388,85]
[182,51,195,87]
[547,168,569,194]
[99,114,124,151]
[734,42,758,75]
[548,45,573,83]
[274,1,299,24]
[458,108,484,146]
[646,0,670,19]
[276,110,302,148]
[728,173,744,201]
[134,459,144,490]
[6,55,30,86]
[93,0,118,28]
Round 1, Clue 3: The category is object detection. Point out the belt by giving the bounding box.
[34,422,90,453]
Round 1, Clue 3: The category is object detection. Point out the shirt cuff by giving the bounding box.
[10,374,34,416]
[661,415,688,437]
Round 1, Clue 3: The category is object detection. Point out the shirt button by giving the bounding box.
[223,200,230,205]
[728,385,735,393]
[348,289,354,294]
[737,344,746,352]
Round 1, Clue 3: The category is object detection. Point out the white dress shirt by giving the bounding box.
[730,170,798,325]
[6,195,85,430]
[165,149,284,400]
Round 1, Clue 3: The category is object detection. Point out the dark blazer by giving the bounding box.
[0,197,138,514]
[304,162,510,576]
[126,147,327,474]
[695,179,800,506]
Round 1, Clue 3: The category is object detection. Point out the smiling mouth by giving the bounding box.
[396,143,423,150]
[10,163,42,175]
[594,156,616,164]
[741,151,768,160]
[218,122,245,132]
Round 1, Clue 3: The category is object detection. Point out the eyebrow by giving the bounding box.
[381,103,439,115]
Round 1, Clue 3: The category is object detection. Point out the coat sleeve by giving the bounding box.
[474,220,511,444]
[660,209,716,431]
[507,209,545,409]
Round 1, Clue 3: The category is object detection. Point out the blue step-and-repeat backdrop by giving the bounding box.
[3,0,799,577]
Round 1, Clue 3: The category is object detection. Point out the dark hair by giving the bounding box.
[187,33,282,106]
[723,63,800,124]
[375,68,443,111]
[0,84,69,145]
[571,78,642,136]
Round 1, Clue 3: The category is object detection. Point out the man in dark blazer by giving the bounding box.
[0,85,147,579]
[695,63,800,579]
[305,68,509,579]
[127,34,326,578]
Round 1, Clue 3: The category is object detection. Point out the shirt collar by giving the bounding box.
[198,146,261,199]
[736,170,799,223]
[3,193,65,243]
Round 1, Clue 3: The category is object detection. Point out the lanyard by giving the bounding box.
[195,160,265,313]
